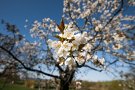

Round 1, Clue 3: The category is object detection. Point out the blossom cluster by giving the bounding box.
[62,0,131,52]
[63,0,120,20]
[47,21,105,67]
[30,18,57,39]
[28,0,135,68]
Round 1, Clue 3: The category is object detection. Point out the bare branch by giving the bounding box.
[0,46,60,79]
[56,62,66,73]
[83,65,102,72]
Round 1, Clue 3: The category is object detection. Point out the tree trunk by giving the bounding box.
[59,68,75,90]
[60,79,69,90]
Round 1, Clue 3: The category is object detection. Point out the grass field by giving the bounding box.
[0,84,35,90]
[0,80,124,90]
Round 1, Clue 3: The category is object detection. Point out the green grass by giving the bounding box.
[0,79,124,90]
[0,84,35,90]
[80,80,123,90]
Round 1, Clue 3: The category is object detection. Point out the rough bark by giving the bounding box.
[59,68,75,90]
[60,79,70,90]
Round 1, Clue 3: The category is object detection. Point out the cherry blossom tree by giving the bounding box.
[120,64,135,90]
[0,0,135,90]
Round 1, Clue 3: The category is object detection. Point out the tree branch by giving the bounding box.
[0,46,60,79]
[56,62,66,73]
[104,0,124,28]
[106,59,119,68]
[83,65,102,72]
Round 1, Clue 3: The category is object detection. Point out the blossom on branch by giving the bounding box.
[47,20,106,67]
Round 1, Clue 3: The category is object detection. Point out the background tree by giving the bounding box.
[120,65,135,90]
[0,0,135,90]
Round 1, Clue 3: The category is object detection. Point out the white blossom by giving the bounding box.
[99,58,105,65]
[65,57,75,66]
[83,43,92,52]
[113,43,123,50]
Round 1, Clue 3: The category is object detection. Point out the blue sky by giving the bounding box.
[0,0,125,81]
[0,0,63,22]
[0,0,63,38]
